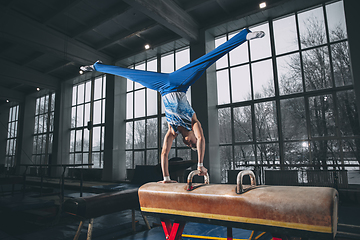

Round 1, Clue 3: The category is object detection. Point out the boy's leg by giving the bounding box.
[170,28,264,92]
[81,61,169,93]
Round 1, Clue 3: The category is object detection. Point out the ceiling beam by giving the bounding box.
[0,86,25,102]
[0,59,60,90]
[42,0,83,24]
[123,0,199,42]
[72,3,131,38]
[97,22,157,50]
[0,8,113,66]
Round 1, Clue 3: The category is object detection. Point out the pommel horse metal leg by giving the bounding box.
[161,219,186,240]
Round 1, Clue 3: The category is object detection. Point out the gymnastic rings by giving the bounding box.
[236,170,256,194]
[186,170,210,191]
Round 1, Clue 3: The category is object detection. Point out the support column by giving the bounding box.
[17,94,36,174]
[102,74,127,181]
[53,81,72,177]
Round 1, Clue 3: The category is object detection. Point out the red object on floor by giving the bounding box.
[273,238,283,240]
[161,219,186,240]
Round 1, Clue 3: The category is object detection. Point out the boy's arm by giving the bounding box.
[192,114,207,176]
[159,124,177,183]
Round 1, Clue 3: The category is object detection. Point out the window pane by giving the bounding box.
[77,84,84,104]
[277,53,303,95]
[303,47,332,91]
[135,89,145,118]
[146,118,157,148]
[273,15,298,55]
[147,89,157,116]
[229,31,248,66]
[326,1,347,42]
[176,48,189,70]
[332,42,352,87]
[161,53,174,73]
[44,95,49,113]
[217,69,230,104]
[93,100,101,125]
[126,122,133,149]
[127,79,133,91]
[215,35,228,69]
[126,92,133,119]
[85,81,91,102]
[102,99,105,123]
[84,103,91,127]
[71,106,76,128]
[337,90,359,137]
[134,151,145,166]
[311,140,339,167]
[218,108,232,144]
[93,152,100,168]
[234,145,256,167]
[72,86,77,106]
[252,59,274,99]
[231,65,251,102]
[220,146,233,183]
[76,105,84,127]
[34,116,39,135]
[256,143,280,165]
[134,120,145,149]
[281,97,307,140]
[83,153,89,166]
[92,126,101,151]
[147,59,157,72]
[234,106,252,142]
[309,94,336,137]
[298,7,326,49]
[102,77,106,99]
[126,151,133,169]
[255,101,278,141]
[70,130,75,152]
[83,130,89,152]
[342,139,360,169]
[249,23,271,61]
[94,77,102,100]
[76,130,82,151]
[284,142,309,164]
[147,150,158,165]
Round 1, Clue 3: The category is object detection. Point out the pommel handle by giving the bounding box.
[186,170,209,191]
[236,170,256,194]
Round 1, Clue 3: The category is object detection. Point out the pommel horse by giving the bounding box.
[138,170,338,240]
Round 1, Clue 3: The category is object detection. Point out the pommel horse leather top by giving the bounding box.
[138,170,338,239]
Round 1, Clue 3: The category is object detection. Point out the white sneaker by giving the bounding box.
[246,31,265,40]
[79,60,102,72]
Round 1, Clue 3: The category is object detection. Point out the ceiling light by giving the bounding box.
[144,44,150,50]
[79,70,84,75]
[259,2,266,8]
[6,99,9,103]
[36,87,40,91]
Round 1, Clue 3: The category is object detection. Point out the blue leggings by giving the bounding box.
[94,28,250,96]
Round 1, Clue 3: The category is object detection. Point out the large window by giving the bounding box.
[70,75,106,168]
[32,93,55,166]
[216,0,357,182]
[125,47,191,170]
[5,105,19,168]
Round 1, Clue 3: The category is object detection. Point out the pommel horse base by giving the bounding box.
[139,170,338,240]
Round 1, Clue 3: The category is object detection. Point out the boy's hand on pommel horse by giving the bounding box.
[197,166,208,176]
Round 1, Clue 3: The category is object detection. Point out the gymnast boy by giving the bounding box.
[80,29,265,183]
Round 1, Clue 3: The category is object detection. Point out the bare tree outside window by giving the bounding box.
[216,0,358,183]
